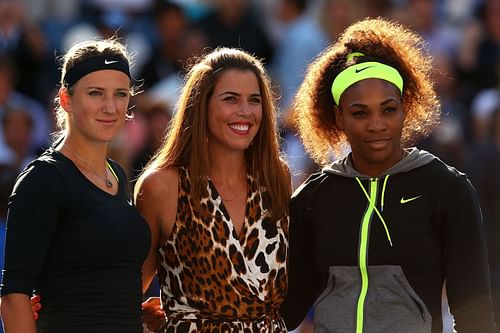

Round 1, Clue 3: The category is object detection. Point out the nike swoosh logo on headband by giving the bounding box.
[104,60,119,65]
[355,66,373,73]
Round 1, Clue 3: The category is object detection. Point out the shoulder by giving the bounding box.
[291,170,330,201]
[135,167,179,206]
[10,151,69,205]
[135,167,179,235]
[425,159,471,185]
[421,159,477,198]
[14,151,67,188]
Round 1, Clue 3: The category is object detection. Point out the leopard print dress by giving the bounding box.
[157,166,289,332]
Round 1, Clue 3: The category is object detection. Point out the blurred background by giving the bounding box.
[0,0,497,332]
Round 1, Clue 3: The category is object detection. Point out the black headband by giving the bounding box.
[63,54,131,87]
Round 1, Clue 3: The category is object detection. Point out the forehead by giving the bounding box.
[74,69,130,88]
[340,78,401,104]
[213,69,260,92]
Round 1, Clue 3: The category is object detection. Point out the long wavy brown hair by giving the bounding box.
[137,47,291,220]
[294,17,441,166]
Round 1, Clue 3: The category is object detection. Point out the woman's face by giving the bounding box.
[64,69,130,143]
[207,69,263,155]
[335,78,405,176]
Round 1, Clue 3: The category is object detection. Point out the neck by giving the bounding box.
[209,152,246,186]
[59,137,115,189]
[208,152,247,204]
[56,137,107,175]
[58,137,108,167]
[351,148,406,177]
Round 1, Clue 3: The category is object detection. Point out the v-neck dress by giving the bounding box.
[157,166,289,332]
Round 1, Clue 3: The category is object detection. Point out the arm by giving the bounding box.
[135,167,179,293]
[141,297,166,332]
[444,174,496,332]
[280,191,323,330]
[1,294,36,333]
[0,162,63,332]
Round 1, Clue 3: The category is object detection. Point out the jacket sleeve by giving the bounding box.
[1,162,65,296]
[280,188,323,330]
[443,173,496,332]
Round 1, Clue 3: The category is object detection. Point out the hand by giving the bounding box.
[142,297,166,332]
[30,294,42,320]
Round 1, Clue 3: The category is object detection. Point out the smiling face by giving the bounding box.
[335,78,405,176]
[62,69,130,143]
[207,69,262,155]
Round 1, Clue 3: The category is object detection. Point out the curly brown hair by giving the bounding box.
[293,17,441,166]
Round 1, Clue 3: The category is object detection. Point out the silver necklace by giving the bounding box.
[64,143,113,188]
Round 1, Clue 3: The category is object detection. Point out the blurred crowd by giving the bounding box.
[0,0,498,332]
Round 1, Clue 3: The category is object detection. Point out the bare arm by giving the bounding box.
[135,168,179,293]
[1,294,37,333]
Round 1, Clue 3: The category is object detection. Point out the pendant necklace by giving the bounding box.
[64,143,113,188]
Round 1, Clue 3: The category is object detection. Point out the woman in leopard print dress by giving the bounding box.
[135,48,291,332]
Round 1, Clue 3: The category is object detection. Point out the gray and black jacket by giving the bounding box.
[281,148,496,332]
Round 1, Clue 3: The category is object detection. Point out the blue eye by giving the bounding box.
[89,90,101,96]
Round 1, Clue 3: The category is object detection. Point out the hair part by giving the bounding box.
[137,47,291,219]
[293,17,441,165]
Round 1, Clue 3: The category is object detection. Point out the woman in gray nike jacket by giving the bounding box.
[280,17,496,333]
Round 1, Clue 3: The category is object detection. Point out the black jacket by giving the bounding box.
[281,148,495,333]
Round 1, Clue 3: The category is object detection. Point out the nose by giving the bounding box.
[236,101,252,116]
[102,95,117,114]
[367,114,386,132]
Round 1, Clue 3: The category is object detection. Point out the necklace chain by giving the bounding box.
[64,143,113,188]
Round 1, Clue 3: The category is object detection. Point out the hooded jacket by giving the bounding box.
[281,148,495,333]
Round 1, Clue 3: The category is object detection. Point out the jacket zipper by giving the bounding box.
[356,178,378,333]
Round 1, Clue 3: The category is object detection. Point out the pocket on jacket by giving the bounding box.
[312,265,432,333]
[313,266,360,333]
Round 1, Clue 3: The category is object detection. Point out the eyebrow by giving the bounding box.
[218,91,261,97]
[347,97,399,108]
[85,86,129,91]
[380,97,399,105]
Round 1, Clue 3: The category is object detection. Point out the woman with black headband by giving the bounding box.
[0,38,151,333]
[280,18,496,332]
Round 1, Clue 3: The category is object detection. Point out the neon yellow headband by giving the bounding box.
[331,61,403,105]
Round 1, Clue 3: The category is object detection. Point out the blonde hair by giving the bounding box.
[294,17,441,165]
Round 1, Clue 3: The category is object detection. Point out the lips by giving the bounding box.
[365,137,391,149]
[97,119,117,125]
[229,122,251,135]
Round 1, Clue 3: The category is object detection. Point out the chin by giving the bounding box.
[96,135,118,143]
[371,151,400,165]
[232,139,254,150]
